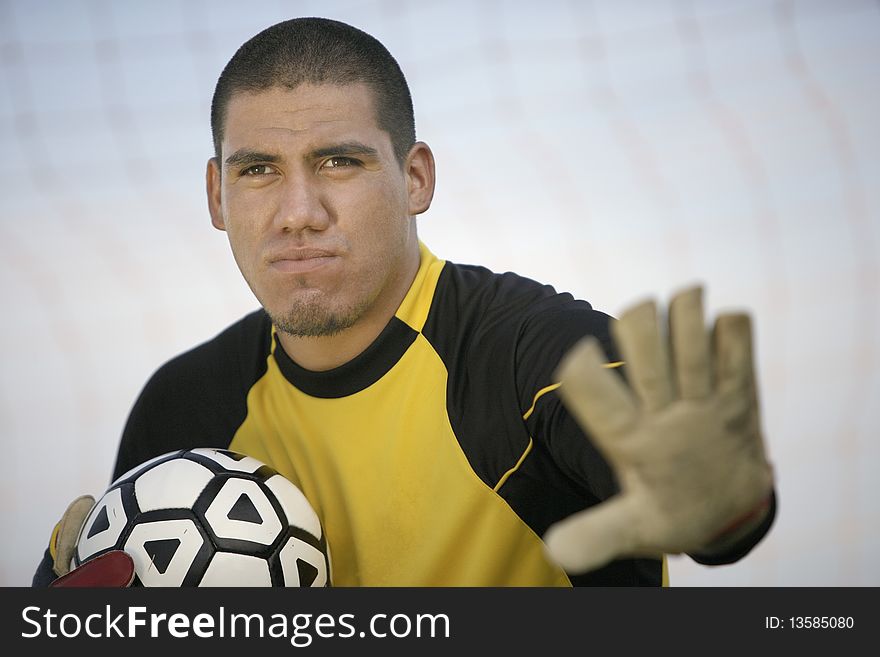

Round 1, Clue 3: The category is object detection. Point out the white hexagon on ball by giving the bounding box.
[265,474,322,539]
[200,552,272,586]
[190,448,265,474]
[76,487,128,560]
[279,536,328,587]
[204,478,282,545]
[124,518,206,587]
[135,458,214,512]
[109,450,183,487]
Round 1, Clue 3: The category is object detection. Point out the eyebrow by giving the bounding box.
[308,141,379,160]
[224,142,379,170]
[224,149,280,169]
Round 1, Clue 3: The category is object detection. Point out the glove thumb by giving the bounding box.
[543,494,642,574]
[52,495,95,577]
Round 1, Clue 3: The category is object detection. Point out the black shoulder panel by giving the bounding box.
[422,261,619,495]
[111,309,272,481]
[421,263,555,488]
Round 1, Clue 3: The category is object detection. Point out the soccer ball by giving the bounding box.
[73,448,330,587]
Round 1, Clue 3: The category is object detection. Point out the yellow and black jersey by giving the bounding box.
[111,243,770,586]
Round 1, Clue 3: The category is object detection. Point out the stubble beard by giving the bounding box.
[268,287,373,339]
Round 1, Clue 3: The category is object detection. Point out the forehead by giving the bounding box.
[221,83,386,153]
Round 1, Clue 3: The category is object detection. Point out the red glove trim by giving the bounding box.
[49,550,135,588]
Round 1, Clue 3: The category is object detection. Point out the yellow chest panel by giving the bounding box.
[229,332,570,586]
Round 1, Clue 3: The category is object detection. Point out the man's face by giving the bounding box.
[207,83,433,339]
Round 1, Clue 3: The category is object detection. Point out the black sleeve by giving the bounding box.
[516,293,623,501]
[509,291,664,585]
[112,309,272,480]
[32,549,56,587]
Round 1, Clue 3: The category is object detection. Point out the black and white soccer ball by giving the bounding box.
[73,448,330,587]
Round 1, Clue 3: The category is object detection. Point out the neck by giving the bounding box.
[275,244,421,372]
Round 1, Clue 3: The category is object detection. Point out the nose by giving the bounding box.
[274,174,331,234]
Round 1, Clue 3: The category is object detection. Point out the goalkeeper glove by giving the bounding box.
[543,286,774,573]
[35,495,134,587]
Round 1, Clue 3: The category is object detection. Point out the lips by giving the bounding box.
[267,248,340,274]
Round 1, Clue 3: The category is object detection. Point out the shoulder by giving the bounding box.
[145,308,272,387]
[113,309,272,478]
[433,260,575,315]
[424,259,620,424]
[429,259,618,368]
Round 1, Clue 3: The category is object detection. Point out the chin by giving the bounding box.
[268,298,364,339]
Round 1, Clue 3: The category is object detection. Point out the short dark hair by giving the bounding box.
[210,17,416,164]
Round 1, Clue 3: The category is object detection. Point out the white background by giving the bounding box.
[1,0,878,586]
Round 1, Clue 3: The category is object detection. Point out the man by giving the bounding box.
[35,17,775,587]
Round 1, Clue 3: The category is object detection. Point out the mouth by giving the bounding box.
[267,248,340,275]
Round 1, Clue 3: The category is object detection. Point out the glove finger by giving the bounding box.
[555,337,637,443]
[543,495,642,574]
[53,495,95,577]
[50,550,135,588]
[611,299,674,412]
[713,313,758,426]
[669,286,711,400]
[714,313,771,472]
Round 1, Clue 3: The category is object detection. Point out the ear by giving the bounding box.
[404,142,435,216]
[206,157,226,231]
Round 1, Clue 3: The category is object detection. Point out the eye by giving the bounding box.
[241,164,277,176]
[322,157,359,169]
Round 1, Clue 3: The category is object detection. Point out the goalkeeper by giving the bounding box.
[35,17,775,587]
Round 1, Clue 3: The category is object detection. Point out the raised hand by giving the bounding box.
[543,287,774,574]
